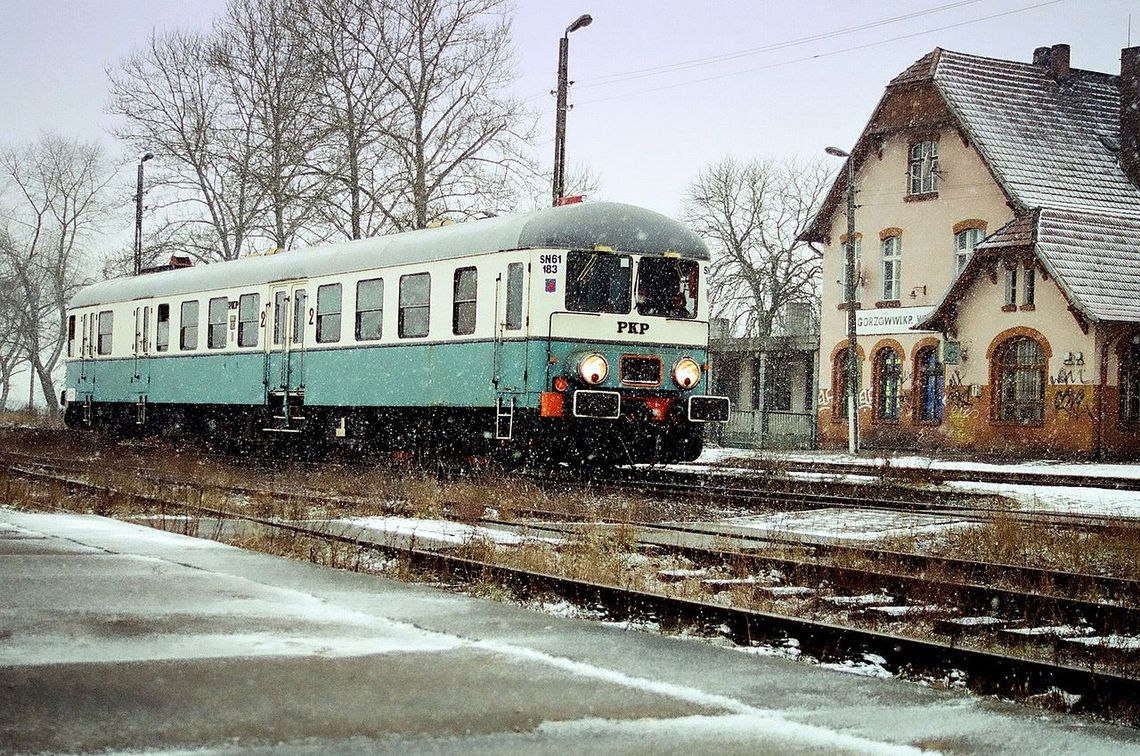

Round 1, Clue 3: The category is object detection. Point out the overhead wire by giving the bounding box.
[572,0,1066,106]
[577,0,987,89]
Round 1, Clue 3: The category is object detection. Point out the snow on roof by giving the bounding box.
[1034,208,1140,322]
[71,201,708,308]
[932,49,1140,218]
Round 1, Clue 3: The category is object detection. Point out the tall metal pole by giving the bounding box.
[134,152,153,276]
[826,145,860,455]
[843,156,860,454]
[552,14,592,207]
[552,35,569,206]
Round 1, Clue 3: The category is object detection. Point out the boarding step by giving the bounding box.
[495,397,515,440]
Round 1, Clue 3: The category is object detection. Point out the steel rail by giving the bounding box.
[5,461,1140,721]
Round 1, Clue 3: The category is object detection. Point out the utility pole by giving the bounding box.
[552,14,592,206]
[826,146,860,454]
[134,152,153,276]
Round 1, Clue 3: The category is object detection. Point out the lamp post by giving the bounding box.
[134,152,154,276]
[552,13,592,207]
[825,145,860,454]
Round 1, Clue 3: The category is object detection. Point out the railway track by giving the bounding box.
[5,450,1140,722]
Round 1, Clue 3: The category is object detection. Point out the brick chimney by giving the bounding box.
[1033,43,1071,81]
[1123,46,1140,189]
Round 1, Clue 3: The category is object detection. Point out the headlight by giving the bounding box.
[578,353,609,384]
[672,357,701,389]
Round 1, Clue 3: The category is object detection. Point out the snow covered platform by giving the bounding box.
[2,509,1139,754]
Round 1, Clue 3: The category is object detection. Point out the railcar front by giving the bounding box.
[506,245,729,465]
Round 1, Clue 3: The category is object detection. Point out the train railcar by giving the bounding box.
[62,201,729,464]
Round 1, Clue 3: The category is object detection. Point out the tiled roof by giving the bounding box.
[1034,208,1140,322]
[932,50,1140,217]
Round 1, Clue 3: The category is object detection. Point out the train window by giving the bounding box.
[292,289,307,344]
[399,273,431,338]
[273,291,288,345]
[208,297,228,349]
[355,279,383,341]
[67,315,76,357]
[636,257,698,319]
[180,301,199,350]
[156,304,170,352]
[238,294,260,347]
[317,284,342,343]
[452,267,477,335]
[97,310,113,355]
[566,251,631,314]
[506,263,524,330]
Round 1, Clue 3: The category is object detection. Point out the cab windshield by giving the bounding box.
[636,257,698,319]
[566,250,632,313]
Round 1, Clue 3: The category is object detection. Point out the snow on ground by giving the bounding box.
[326,516,561,547]
[709,508,974,542]
[693,446,1140,479]
[943,480,1140,518]
[687,446,1140,520]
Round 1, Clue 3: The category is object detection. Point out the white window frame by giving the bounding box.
[881,235,901,301]
[955,227,983,275]
[908,140,939,195]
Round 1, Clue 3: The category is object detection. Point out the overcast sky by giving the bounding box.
[1,0,1136,219]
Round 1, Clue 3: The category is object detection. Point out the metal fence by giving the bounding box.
[714,409,817,449]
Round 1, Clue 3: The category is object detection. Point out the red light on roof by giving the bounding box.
[556,195,584,206]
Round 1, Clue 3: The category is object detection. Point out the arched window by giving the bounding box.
[914,346,944,423]
[874,348,902,421]
[1121,340,1140,424]
[832,349,862,419]
[995,337,1046,422]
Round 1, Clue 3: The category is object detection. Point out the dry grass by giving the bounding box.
[878,515,1140,583]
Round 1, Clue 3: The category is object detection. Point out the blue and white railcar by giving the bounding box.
[62,202,729,464]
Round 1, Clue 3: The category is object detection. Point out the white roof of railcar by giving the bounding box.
[72,202,709,308]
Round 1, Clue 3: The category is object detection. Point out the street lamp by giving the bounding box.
[552,13,592,206]
[134,152,154,276]
[825,145,860,454]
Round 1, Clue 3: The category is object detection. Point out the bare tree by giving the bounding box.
[377,0,536,229]
[211,0,331,250]
[683,157,830,338]
[0,257,26,408]
[291,0,401,240]
[108,30,265,263]
[0,134,112,412]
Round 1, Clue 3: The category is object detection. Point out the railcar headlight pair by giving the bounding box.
[671,357,701,389]
[576,353,700,388]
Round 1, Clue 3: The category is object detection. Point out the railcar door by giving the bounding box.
[130,304,151,424]
[264,283,308,429]
[492,261,528,393]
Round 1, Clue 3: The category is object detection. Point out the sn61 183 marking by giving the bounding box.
[539,253,561,274]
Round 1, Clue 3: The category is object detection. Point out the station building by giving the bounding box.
[800,43,1140,459]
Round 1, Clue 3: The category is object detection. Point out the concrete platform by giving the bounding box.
[2,508,1139,754]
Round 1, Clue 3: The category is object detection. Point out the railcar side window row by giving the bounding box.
[208,297,228,349]
[181,301,199,350]
[452,267,477,335]
[317,284,342,343]
[355,279,383,341]
[238,294,260,348]
[156,304,170,352]
[399,273,430,338]
[97,311,113,355]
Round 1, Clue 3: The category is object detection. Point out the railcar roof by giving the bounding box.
[71,202,708,308]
